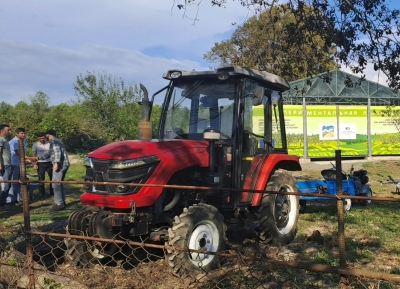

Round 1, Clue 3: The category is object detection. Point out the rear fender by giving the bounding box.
[244,154,301,207]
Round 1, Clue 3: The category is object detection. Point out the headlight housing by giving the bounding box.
[110,156,160,170]
[170,71,182,78]
[84,157,92,167]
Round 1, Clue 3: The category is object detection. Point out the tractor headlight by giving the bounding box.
[170,71,182,78]
[217,71,230,80]
[83,157,92,167]
[110,156,160,170]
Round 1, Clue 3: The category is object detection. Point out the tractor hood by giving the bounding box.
[88,139,210,162]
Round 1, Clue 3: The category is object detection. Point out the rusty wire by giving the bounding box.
[1,227,400,288]
[3,178,400,203]
[1,144,400,288]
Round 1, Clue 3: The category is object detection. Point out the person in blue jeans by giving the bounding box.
[31,129,70,211]
[0,124,12,207]
[9,127,29,204]
[45,129,70,211]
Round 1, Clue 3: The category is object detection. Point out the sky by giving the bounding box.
[0,0,390,106]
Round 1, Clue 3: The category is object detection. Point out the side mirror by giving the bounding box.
[252,86,264,106]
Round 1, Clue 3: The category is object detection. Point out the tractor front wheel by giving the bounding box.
[166,203,227,277]
[251,169,299,245]
[64,208,117,268]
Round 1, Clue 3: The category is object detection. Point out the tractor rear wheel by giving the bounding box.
[251,169,299,245]
[166,203,227,277]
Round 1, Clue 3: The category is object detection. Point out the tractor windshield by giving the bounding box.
[162,78,236,140]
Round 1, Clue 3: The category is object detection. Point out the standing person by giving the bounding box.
[46,129,70,211]
[0,124,12,207]
[9,127,29,204]
[32,132,54,196]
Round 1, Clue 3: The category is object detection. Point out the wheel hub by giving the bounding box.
[188,221,219,266]
[198,234,210,248]
[275,194,290,228]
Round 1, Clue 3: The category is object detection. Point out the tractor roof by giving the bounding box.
[163,66,290,91]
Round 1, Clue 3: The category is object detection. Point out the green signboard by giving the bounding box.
[253,105,400,157]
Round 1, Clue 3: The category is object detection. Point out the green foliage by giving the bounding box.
[204,4,338,81]
[73,72,143,143]
[151,104,162,137]
[181,0,400,90]
[43,277,61,289]
[7,259,16,267]
[0,72,165,153]
[9,91,51,144]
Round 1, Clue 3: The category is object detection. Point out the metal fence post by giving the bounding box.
[18,139,35,288]
[335,150,348,287]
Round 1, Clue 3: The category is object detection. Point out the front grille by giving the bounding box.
[84,159,159,195]
[92,160,109,172]
[92,160,110,192]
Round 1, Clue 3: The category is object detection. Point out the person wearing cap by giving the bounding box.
[32,132,54,196]
[45,129,70,211]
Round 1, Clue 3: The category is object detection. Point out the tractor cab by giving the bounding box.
[150,67,299,209]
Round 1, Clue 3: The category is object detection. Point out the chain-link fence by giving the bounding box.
[1,144,400,288]
[1,223,400,289]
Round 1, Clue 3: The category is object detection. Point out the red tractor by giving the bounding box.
[64,66,302,276]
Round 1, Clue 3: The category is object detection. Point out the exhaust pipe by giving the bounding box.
[138,83,152,140]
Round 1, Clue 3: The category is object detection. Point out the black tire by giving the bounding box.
[87,211,118,259]
[64,227,93,268]
[251,169,299,245]
[64,208,117,268]
[166,203,227,277]
[360,188,372,206]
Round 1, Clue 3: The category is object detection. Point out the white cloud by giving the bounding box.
[0,40,208,105]
[0,0,248,106]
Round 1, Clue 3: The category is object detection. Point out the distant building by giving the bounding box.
[280,70,400,158]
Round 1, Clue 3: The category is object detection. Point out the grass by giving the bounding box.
[0,158,86,225]
[295,160,400,284]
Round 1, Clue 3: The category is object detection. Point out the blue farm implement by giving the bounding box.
[296,164,372,212]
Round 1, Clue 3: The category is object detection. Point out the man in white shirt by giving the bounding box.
[32,132,54,195]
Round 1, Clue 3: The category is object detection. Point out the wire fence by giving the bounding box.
[1,220,400,289]
[0,145,400,288]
